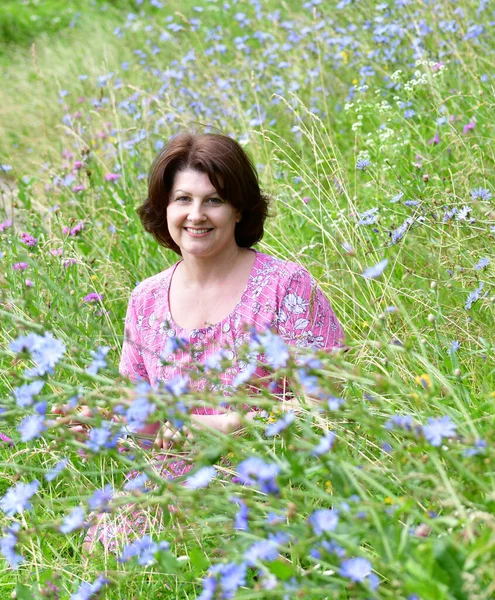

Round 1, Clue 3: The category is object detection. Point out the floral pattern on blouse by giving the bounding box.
[119,249,344,403]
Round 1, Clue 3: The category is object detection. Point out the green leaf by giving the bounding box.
[158,551,181,574]
[15,583,35,600]
[267,559,294,581]
[189,546,210,573]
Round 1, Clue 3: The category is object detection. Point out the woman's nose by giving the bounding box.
[187,200,206,222]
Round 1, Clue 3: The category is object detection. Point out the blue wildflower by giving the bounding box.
[14,332,66,377]
[390,192,404,203]
[124,472,149,491]
[199,562,247,600]
[423,416,456,447]
[363,258,388,279]
[88,485,114,511]
[244,539,279,566]
[312,431,336,455]
[185,466,217,490]
[164,375,189,396]
[86,346,110,375]
[0,523,24,569]
[256,330,290,369]
[327,395,345,411]
[45,458,69,482]
[125,392,156,431]
[340,557,378,588]
[230,496,249,531]
[357,207,379,226]
[70,575,109,600]
[474,257,489,270]
[308,509,339,536]
[86,421,121,452]
[463,439,486,457]
[465,281,485,310]
[470,187,492,201]
[119,535,169,566]
[232,362,257,387]
[18,414,45,442]
[356,158,371,170]
[60,506,86,533]
[448,340,460,355]
[0,480,39,516]
[385,414,414,431]
[13,380,45,408]
[265,411,294,437]
[236,457,280,495]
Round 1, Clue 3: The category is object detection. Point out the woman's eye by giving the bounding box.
[207,197,223,204]
[177,196,191,202]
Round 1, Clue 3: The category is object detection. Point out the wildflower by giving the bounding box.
[363,258,388,279]
[340,557,378,588]
[357,207,379,225]
[0,480,40,516]
[162,335,189,355]
[86,421,121,453]
[125,394,156,430]
[462,121,476,134]
[462,439,486,457]
[119,535,169,566]
[185,466,217,490]
[308,509,339,535]
[63,221,85,237]
[13,380,45,408]
[465,281,485,310]
[124,472,149,491]
[18,414,45,442]
[470,187,491,201]
[312,431,336,455]
[230,496,249,531]
[60,506,86,533]
[71,185,85,193]
[25,279,34,287]
[199,562,247,600]
[236,457,280,495]
[86,346,110,375]
[83,292,103,303]
[265,411,294,437]
[456,205,472,221]
[0,219,12,232]
[427,132,440,145]
[164,375,189,396]
[232,362,257,387]
[244,539,279,566]
[13,262,28,270]
[88,485,114,511]
[415,373,432,391]
[0,523,24,570]
[20,232,38,247]
[423,415,456,447]
[390,192,403,203]
[255,329,290,369]
[356,158,371,170]
[327,395,344,410]
[474,257,489,270]
[45,458,69,482]
[105,173,121,182]
[448,340,460,355]
[70,575,109,600]
[385,414,414,431]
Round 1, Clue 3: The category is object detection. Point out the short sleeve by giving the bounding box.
[276,268,344,351]
[118,292,150,383]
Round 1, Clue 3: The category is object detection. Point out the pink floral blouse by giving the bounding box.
[119,249,344,409]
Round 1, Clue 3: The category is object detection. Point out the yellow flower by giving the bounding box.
[340,50,348,64]
[415,373,432,391]
[352,78,358,85]
[490,391,495,398]
[384,497,393,505]
[90,275,97,280]
[325,480,332,493]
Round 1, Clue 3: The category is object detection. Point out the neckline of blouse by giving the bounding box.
[166,248,260,335]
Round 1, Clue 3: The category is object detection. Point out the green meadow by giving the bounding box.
[0,0,494,598]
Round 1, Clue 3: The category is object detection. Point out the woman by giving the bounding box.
[84,131,345,552]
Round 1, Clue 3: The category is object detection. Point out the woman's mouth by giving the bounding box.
[184,227,213,236]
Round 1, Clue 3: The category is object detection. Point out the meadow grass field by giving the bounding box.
[0,0,494,598]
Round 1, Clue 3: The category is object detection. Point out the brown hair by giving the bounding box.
[137,132,270,254]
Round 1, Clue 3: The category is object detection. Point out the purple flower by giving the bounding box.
[265,411,294,437]
[427,132,440,145]
[470,187,491,201]
[312,431,336,455]
[308,509,339,536]
[13,380,45,408]
[45,458,69,482]
[236,457,280,495]
[363,258,388,279]
[13,262,28,270]
[63,221,85,236]
[185,466,217,490]
[70,575,109,600]
[105,173,121,182]
[119,535,169,566]
[88,485,114,511]
[0,480,39,516]
[0,219,13,232]
[60,506,86,533]
[0,523,24,569]
[462,121,476,134]
[83,292,103,303]
[423,416,456,447]
[20,232,38,247]
[18,414,45,442]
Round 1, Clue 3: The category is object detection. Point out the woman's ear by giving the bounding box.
[236,211,242,223]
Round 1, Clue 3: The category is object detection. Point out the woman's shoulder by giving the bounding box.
[254,251,311,283]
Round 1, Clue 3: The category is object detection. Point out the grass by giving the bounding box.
[1,0,495,598]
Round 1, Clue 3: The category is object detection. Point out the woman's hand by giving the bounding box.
[52,404,94,439]
[153,421,194,450]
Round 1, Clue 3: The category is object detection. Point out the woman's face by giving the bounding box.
[167,169,241,258]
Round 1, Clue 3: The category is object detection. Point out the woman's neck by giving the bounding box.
[178,244,244,288]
